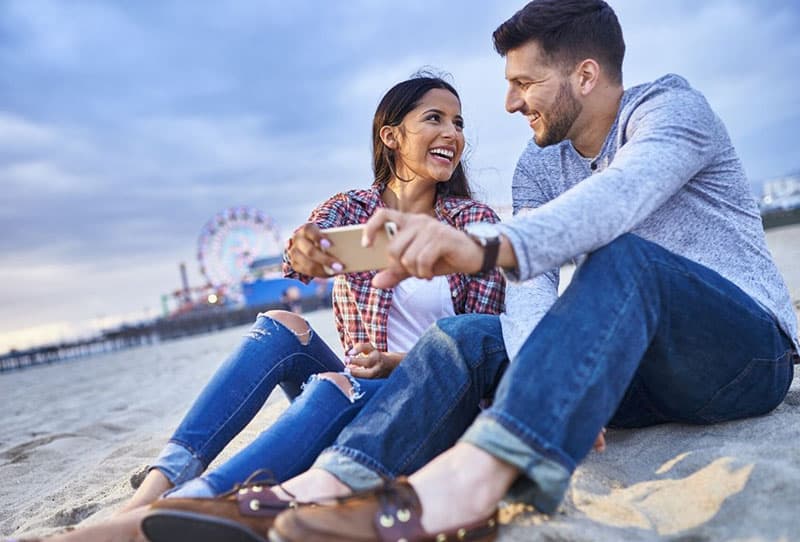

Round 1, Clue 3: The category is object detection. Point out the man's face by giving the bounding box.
[504,41,583,148]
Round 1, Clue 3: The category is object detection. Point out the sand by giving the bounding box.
[2,224,799,541]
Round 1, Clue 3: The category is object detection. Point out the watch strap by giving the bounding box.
[481,235,501,273]
[469,233,500,273]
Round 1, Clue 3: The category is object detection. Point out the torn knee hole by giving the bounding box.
[264,310,312,345]
[317,372,357,399]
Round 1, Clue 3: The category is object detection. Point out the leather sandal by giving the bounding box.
[141,475,296,542]
[269,477,499,542]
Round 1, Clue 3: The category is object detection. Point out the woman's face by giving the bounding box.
[385,88,465,185]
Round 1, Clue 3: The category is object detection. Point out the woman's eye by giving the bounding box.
[426,113,441,122]
[454,119,465,130]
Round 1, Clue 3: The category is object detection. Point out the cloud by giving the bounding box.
[0,0,798,351]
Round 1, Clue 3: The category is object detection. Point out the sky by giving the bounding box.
[1,0,799,353]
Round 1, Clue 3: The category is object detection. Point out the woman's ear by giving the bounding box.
[379,125,399,150]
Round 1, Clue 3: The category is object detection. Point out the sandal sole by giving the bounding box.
[141,510,266,542]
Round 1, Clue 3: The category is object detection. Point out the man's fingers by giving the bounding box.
[363,209,404,247]
[372,268,411,289]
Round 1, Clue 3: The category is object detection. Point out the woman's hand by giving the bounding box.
[287,223,343,277]
[345,343,405,379]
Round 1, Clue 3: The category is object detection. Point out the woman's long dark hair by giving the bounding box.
[371,75,472,199]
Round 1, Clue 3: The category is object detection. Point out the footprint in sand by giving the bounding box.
[0,433,79,465]
[46,502,101,527]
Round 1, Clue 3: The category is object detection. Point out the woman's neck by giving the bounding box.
[382,178,438,215]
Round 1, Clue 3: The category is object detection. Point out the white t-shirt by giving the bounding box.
[386,275,456,353]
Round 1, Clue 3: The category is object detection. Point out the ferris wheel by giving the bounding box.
[197,206,283,288]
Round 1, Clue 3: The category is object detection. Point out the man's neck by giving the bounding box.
[571,86,624,158]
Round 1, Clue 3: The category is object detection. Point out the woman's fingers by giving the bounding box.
[289,223,343,276]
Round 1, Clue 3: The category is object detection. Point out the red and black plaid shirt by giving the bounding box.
[283,187,505,353]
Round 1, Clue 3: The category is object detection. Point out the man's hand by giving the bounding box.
[362,209,484,289]
[345,343,404,379]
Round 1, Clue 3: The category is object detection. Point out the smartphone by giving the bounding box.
[321,222,397,273]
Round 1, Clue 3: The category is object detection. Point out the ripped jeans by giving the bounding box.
[150,313,386,497]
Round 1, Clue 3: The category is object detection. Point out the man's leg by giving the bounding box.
[461,234,794,512]
[310,313,510,490]
[270,234,794,539]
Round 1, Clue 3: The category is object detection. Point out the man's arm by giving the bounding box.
[501,87,719,281]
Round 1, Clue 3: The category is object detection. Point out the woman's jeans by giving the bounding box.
[314,234,795,512]
[150,314,385,495]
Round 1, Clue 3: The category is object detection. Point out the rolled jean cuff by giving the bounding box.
[460,414,572,514]
[312,447,387,492]
[149,442,206,486]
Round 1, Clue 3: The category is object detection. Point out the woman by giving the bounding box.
[28,74,504,542]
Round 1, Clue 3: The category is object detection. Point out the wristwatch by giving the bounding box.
[465,222,501,273]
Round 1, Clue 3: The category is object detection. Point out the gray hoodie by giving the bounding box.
[498,74,798,359]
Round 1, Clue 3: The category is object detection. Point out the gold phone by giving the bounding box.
[321,222,397,273]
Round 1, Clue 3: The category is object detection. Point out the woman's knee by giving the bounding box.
[263,310,311,345]
[315,372,355,397]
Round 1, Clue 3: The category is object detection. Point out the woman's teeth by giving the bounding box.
[430,148,454,160]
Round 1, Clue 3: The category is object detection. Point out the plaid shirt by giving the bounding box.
[283,186,505,353]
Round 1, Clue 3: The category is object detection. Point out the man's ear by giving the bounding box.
[379,125,399,149]
[576,59,600,95]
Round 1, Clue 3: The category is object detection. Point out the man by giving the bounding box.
[143,1,798,541]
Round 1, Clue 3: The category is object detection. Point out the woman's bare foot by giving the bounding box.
[116,469,172,514]
[275,467,352,502]
[408,443,518,535]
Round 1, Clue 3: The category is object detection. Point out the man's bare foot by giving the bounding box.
[41,507,149,542]
[276,467,352,502]
[116,469,171,514]
[594,428,607,452]
[408,443,518,535]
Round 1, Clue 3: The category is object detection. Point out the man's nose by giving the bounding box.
[505,87,523,113]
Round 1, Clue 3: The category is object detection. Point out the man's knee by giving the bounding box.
[435,314,502,341]
[264,310,311,345]
[429,314,505,368]
[585,233,657,273]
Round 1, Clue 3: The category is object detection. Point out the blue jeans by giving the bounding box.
[151,314,385,495]
[314,234,795,512]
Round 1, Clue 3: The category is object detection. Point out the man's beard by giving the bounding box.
[534,80,582,148]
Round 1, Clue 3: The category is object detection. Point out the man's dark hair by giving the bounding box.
[493,0,625,84]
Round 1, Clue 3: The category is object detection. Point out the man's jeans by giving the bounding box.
[151,314,385,495]
[314,234,795,512]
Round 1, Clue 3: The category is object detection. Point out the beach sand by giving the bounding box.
[2,224,798,541]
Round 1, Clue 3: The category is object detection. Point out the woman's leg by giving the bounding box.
[168,374,386,498]
[121,311,344,511]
